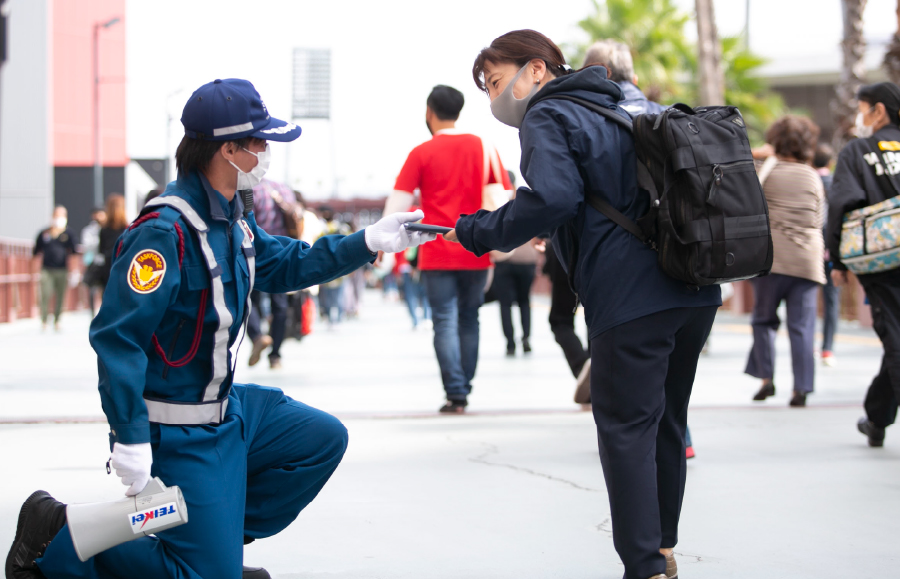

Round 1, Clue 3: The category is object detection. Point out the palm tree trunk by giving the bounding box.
[883,0,900,84]
[696,0,724,105]
[833,0,869,150]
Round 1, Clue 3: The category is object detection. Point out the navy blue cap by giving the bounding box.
[181,78,301,142]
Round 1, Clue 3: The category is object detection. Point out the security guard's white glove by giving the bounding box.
[365,210,437,254]
[110,442,153,496]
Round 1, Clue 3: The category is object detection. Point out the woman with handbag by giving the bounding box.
[745,116,826,407]
[445,29,720,579]
[827,82,900,447]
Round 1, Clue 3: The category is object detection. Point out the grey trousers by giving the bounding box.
[745,273,819,393]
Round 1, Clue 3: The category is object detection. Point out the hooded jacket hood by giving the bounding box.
[531,65,623,110]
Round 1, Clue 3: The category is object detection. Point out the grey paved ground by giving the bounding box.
[1,291,898,578]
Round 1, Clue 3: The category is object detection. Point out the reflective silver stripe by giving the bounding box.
[143,197,233,402]
[212,121,254,137]
[199,228,234,401]
[145,196,208,232]
[145,397,228,425]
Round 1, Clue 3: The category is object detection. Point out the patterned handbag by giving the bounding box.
[840,138,900,274]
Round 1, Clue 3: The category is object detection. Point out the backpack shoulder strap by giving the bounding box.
[528,93,654,246]
[528,93,634,132]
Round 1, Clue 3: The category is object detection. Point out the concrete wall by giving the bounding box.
[0,0,53,241]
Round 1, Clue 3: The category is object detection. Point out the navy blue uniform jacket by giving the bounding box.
[455,67,721,338]
[90,171,375,445]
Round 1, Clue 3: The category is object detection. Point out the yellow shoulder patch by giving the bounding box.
[128,249,167,294]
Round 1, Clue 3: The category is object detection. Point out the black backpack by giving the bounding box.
[529,95,773,286]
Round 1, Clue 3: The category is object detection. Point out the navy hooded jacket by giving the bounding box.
[455,67,720,338]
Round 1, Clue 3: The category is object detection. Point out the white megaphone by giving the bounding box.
[66,477,188,562]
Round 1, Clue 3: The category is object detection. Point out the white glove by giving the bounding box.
[109,442,153,496]
[364,210,437,254]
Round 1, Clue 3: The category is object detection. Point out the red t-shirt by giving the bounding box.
[394,130,512,270]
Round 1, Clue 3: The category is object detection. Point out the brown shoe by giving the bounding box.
[269,356,282,370]
[573,359,591,404]
[665,552,678,578]
[248,336,273,367]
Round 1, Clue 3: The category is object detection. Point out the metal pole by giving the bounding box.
[92,23,102,208]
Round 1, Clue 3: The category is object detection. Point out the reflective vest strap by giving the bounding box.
[145,197,209,232]
[145,397,228,426]
[143,196,233,403]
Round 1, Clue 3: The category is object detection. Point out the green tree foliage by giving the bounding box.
[720,36,786,144]
[573,0,786,144]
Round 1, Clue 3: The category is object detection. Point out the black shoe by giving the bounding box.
[789,392,807,407]
[522,338,532,353]
[506,343,515,357]
[858,418,886,447]
[243,566,271,579]
[752,383,775,401]
[439,400,467,414]
[6,491,67,579]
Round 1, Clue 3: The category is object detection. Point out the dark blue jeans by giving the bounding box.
[423,270,488,401]
[822,260,841,353]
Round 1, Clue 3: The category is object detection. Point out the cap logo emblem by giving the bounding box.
[260,123,298,135]
[129,250,167,294]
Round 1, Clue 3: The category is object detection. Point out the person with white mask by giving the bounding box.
[7,78,435,579]
[445,30,720,579]
[33,206,77,331]
[827,82,900,448]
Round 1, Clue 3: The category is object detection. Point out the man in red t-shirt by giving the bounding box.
[385,85,512,413]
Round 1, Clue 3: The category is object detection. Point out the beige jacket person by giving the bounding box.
[759,158,827,284]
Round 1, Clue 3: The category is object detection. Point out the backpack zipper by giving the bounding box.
[708,160,753,205]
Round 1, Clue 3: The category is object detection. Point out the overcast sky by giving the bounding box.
[125,0,900,199]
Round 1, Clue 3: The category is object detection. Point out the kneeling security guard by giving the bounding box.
[6,79,435,579]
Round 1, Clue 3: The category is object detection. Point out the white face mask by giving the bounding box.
[229,143,271,190]
[856,111,874,139]
[53,217,67,229]
[490,65,541,129]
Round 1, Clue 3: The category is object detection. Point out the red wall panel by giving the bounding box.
[53,0,127,167]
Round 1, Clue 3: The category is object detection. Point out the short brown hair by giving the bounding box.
[765,116,820,164]
[472,30,568,93]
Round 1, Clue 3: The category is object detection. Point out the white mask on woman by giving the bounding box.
[229,143,271,190]
[490,65,541,129]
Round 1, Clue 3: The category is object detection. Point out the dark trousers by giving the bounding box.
[493,262,536,345]
[37,384,347,579]
[591,306,717,579]
[860,278,900,428]
[423,270,488,401]
[822,261,841,353]
[246,291,289,359]
[745,274,819,393]
[546,251,589,377]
